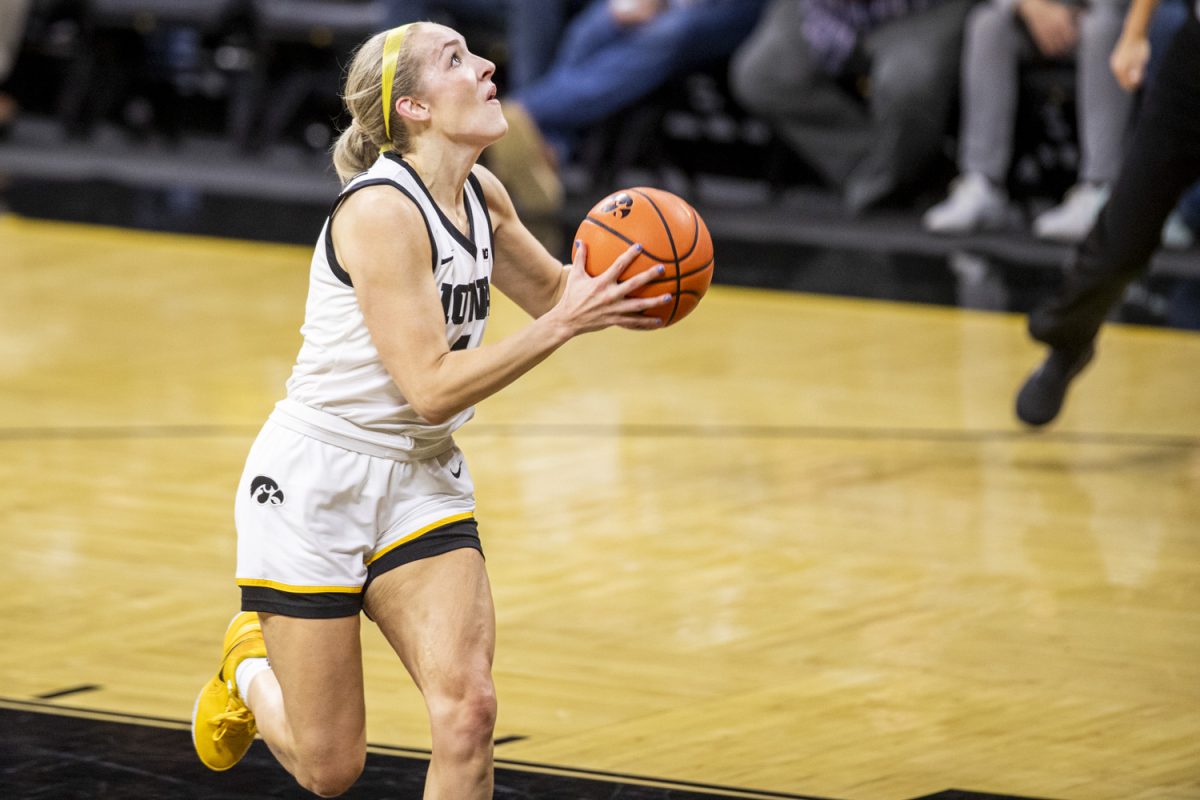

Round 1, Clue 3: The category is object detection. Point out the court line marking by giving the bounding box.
[0,696,837,800]
[0,422,1195,448]
[34,684,102,700]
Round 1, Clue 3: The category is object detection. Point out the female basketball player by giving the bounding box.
[191,22,672,798]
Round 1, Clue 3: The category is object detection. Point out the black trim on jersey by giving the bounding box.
[385,152,478,258]
[326,177,438,285]
[466,171,495,259]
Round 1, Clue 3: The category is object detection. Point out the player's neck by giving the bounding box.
[403,142,480,211]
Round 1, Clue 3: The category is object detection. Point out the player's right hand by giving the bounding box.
[554,241,672,335]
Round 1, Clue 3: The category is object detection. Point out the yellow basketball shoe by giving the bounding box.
[192,611,268,771]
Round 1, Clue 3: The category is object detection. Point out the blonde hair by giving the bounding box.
[332,24,425,183]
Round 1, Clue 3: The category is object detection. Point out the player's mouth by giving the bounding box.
[485,84,499,104]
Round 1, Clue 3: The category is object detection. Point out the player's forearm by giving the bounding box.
[402,313,574,425]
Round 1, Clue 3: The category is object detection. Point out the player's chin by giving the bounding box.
[476,111,508,144]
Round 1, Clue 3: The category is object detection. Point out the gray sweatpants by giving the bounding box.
[730,0,975,212]
[959,0,1132,185]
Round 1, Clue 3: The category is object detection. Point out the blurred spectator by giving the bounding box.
[1147,0,1199,249]
[924,0,1133,241]
[1015,0,1200,425]
[0,0,32,135]
[730,0,975,215]
[487,0,768,220]
[385,1,582,91]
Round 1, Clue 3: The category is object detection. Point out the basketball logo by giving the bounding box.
[249,476,285,505]
[600,192,633,219]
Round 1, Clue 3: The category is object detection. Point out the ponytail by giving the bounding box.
[332,118,381,183]
[331,24,425,184]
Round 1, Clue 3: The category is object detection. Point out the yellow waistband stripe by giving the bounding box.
[367,511,475,565]
[236,578,362,594]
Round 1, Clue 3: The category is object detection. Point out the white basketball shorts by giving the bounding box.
[234,418,480,618]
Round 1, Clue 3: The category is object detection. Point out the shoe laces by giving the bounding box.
[209,694,254,742]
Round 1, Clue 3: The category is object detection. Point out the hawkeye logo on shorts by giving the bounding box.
[250,476,285,506]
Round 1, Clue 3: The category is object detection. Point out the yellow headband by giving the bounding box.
[380,23,414,152]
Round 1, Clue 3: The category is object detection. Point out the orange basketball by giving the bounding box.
[575,187,714,327]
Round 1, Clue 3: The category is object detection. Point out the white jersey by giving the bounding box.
[281,152,494,458]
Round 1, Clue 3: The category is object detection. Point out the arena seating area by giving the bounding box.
[2,0,1197,325]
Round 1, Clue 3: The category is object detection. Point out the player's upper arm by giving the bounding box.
[472,163,566,318]
[330,185,450,420]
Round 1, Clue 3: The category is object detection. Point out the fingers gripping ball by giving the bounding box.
[575,187,714,327]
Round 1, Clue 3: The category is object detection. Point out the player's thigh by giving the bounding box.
[260,613,367,752]
[364,549,496,698]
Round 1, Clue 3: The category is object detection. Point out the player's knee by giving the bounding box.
[296,747,365,797]
[429,683,498,757]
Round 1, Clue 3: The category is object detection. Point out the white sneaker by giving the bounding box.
[1033,183,1110,242]
[923,173,1010,235]
[1161,210,1196,250]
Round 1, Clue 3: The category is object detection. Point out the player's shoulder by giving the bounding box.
[338,181,426,229]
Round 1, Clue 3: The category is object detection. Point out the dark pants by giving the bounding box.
[1029,12,1200,351]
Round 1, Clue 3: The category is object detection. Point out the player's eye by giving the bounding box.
[450,52,461,66]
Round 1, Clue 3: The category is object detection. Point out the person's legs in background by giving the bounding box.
[847,0,975,214]
[515,0,765,160]
[1031,0,1132,242]
[729,0,874,191]
[923,1,1030,234]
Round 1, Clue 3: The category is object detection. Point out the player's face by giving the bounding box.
[413,25,506,146]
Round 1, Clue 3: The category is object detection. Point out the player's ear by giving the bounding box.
[397,96,429,123]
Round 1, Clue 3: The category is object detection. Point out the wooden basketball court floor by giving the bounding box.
[1,213,1197,800]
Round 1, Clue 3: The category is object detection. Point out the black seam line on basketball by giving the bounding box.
[629,188,699,262]
[458,423,1200,448]
[34,684,101,700]
[629,188,682,324]
[643,257,714,285]
[0,699,837,800]
[581,217,676,265]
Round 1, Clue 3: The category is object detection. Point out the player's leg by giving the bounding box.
[197,418,377,792]
[365,548,497,800]
[246,614,367,797]
[191,611,367,796]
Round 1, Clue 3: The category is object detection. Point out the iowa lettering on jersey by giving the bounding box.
[440,278,491,325]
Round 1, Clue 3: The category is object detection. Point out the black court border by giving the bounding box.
[0,696,832,800]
